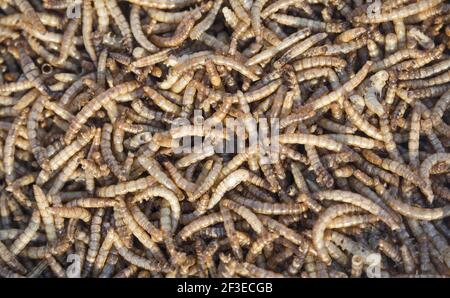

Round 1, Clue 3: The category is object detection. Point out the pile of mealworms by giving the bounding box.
[0,0,449,278]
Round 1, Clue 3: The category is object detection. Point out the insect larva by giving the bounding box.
[333,166,354,178]
[190,0,222,40]
[137,155,182,199]
[301,62,371,112]
[399,244,416,274]
[279,133,344,151]
[0,79,34,94]
[113,264,138,278]
[246,231,279,264]
[270,14,347,33]
[79,208,103,277]
[32,185,57,243]
[129,205,164,243]
[159,200,172,235]
[273,33,328,70]
[221,201,245,255]
[303,35,368,57]
[131,49,171,69]
[335,27,367,44]
[312,203,362,264]
[292,56,347,72]
[408,106,422,169]
[258,215,307,248]
[132,186,181,233]
[304,138,335,188]
[64,198,117,209]
[343,100,382,140]
[219,199,266,235]
[326,134,383,150]
[3,108,28,184]
[245,28,311,66]
[143,86,181,115]
[130,99,174,125]
[408,27,435,50]
[129,5,158,53]
[383,33,398,56]
[207,169,254,209]
[8,209,40,255]
[99,123,125,180]
[80,0,97,64]
[295,67,340,90]
[56,18,80,66]
[0,239,27,274]
[231,190,309,215]
[250,0,270,43]
[96,176,156,198]
[91,227,114,277]
[329,212,379,229]
[236,259,284,278]
[48,207,92,222]
[177,212,225,241]
[325,240,348,267]
[158,156,196,194]
[379,115,404,162]
[111,229,170,273]
[150,12,198,48]
[419,153,450,203]
[175,145,216,169]
[326,230,375,260]
[420,221,450,268]
[363,150,424,191]
[371,48,425,72]
[48,126,95,174]
[48,151,84,196]
[351,255,364,277]
[104,0,132,51]
[315,190,400,230]
[399,58,450,81]
[378,239,402,263]
[14,0,46,34]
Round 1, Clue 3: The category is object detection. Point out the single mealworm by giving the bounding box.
[313,203,362,264]
[4,108,28,184]
[314,190,400,230]
[270,14,348,33]
[137,155,183,198]
[32,185,57,243]
[14,0,46,34]
[131,186,181,233]
[419,153,450,203]
[48,207,92,222]
[17,43,51,96]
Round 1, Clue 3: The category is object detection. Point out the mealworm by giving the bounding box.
[131,186,181,233]
[314,190,400,230]
[137,155,183,199]
[419,153,450,203]
[32,185,57,243]
[270,14,347,33]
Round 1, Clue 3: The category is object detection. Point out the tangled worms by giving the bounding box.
[0,0,449,279]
